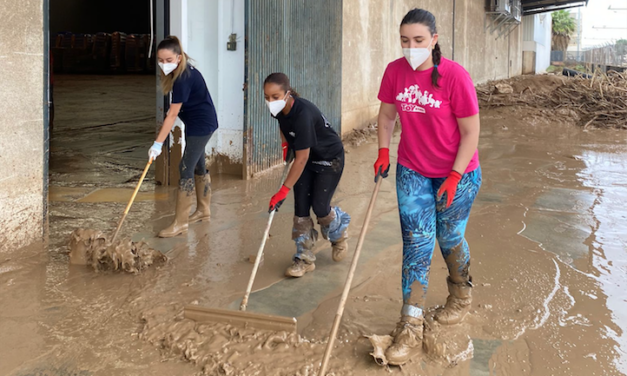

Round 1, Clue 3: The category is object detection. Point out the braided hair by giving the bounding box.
[401,9,441,89]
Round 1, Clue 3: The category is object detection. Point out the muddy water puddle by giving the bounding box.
[2,104,627,375]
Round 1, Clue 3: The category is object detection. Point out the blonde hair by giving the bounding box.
[157,36,191,94]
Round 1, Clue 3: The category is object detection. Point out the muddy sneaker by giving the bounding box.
[285,258,315,278]
[434,277,473,325]
[385,315,424,366]
[331,238,348,262]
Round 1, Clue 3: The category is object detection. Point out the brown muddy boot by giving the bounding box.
[158,179,194,238]
[385,309,424,366]
[285,258,316,277]
[331,232,348,262]
[189,174,211,224]
[435,277,473,325]
[318,207,351,262]
[287,216,318,277]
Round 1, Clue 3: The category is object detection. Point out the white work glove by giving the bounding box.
[149,141,163,161]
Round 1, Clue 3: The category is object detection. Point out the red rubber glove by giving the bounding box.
[282,142,289,161]
[437,171,462,209]
[373,148,390,182]
[269,185,290,213]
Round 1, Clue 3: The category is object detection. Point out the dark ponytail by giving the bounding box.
[264,72,300,97]
[401,8,441,89]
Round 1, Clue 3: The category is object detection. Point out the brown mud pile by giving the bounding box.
[69,228,166,273]
[342,122,379,147]
[477,72,627,129]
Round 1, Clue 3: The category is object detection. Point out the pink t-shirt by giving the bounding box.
[378,56,480,178]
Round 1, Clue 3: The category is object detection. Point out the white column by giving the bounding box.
[184,0,245,166]
[168,0,188,150]
[169,0,188,48]
[214,0,246,163]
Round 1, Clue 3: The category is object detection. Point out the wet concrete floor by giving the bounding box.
[1,76,626,375]
[49,74,155,188]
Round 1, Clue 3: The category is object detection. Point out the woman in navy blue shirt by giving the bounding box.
[149,36,219,238]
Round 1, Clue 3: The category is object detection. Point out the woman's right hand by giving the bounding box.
[373,148,390,182]
[149,141,163,161]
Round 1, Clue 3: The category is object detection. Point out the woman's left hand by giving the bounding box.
[269,185,291,213]
[437,171,462,208]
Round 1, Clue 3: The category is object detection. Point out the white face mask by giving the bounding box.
[266,91,290,117]
[158,61,178,75]
[402,39,433,70]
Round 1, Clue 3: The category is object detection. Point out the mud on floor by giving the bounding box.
[3,74,627,376]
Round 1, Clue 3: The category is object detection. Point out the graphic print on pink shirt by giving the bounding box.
[396,84,443,113]
[378,56,480,178]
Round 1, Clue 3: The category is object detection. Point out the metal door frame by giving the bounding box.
[43,0,50,238]
[154,0,172,185]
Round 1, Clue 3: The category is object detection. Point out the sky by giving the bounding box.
[572,0,627,49]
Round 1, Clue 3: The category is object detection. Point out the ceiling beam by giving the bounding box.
[522,0,585,9]
[522,3,586,15]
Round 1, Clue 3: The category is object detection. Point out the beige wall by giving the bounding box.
[341,0,523,134]
[523,51,537,74]
[0,0,45,253]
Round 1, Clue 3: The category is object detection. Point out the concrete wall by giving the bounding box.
[523,51,537,74]
[0,0,45,253]
[455,0,522,84]
[341,0,523,135]
[521,13,552,74]
[169,0,245,175]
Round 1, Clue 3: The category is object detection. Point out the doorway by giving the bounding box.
[48,0,160,192]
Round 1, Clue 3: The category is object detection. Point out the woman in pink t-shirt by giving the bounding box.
[373,8,482,365]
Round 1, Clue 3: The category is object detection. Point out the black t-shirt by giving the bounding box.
[276,97,343,165]
[172,64,219,136]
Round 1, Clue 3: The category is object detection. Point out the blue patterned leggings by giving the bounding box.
[396,163,482,309]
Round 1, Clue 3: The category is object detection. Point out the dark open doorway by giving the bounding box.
[48,0,159,193]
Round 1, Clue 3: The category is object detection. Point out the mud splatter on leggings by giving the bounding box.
[396,163,482,309]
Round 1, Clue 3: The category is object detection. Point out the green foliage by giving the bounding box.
[617,39,627,56]
[551,10,576,52]
[552,10,576,36]
[546,65,563,73]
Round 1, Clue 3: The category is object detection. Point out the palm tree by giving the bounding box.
[552,10,576,53]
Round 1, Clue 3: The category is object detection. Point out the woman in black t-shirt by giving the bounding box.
[149,36,219,238]
[265,73,351,278]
